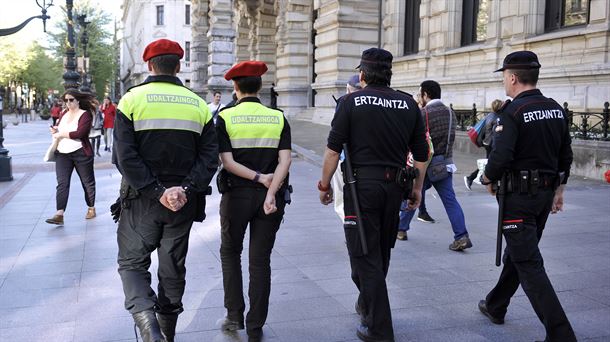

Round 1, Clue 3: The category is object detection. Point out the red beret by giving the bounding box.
[142,39,184,62]
[224,61,268,80]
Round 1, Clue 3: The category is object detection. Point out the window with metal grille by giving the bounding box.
[156,5,164,26]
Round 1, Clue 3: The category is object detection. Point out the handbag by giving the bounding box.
[43,138,59,162]
[425,108,452,182]
[93,110,104,130]
[467,117,486,147]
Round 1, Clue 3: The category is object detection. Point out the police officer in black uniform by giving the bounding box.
[478,51,577,342]
[319,48,429,342]
[216,61,291,342]
[113,39,218,342]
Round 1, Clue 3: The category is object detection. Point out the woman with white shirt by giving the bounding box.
[45,90,97,225]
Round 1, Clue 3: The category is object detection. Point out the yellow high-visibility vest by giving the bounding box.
[117,82,211,134]
[219,101,284,148]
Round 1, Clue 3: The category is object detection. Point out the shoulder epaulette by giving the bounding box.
[396,89,413,97]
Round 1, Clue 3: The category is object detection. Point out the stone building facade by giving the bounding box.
[121,0,610,121]
[120,0,194,91]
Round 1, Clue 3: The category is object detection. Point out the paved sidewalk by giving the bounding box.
[0,119,609,341]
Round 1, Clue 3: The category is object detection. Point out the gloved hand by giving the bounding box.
[110,197,122,223]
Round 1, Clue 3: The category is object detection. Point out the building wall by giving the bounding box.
[121,0,610,115]
[120,0,193,92]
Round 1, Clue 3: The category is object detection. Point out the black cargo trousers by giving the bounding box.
[485,188,576,341]
[219,186,286,333]
[117,194,196,315]
[343,178,403,341]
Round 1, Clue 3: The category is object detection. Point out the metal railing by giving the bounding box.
[449,102,610,141]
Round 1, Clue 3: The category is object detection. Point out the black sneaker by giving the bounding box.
[478,300,504,324]
[417,211,435,223]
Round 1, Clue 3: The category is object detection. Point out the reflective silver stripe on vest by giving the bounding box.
[230,137,280,148]
[134,119,203,133]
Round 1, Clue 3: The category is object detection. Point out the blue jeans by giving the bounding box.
[398,174,468,240]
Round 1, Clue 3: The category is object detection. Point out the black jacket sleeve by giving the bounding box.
[181,120,219,192]
[484,112,518,181]
[327,96,350,153]
[113,109,165,200]
[409,107,429,163]
[558,118,573,184]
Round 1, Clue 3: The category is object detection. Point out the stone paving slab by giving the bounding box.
[0,120,608,341]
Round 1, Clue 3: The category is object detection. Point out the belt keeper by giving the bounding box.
[530,170,539,195]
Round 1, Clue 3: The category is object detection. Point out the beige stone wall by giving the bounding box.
[380,0,610,115]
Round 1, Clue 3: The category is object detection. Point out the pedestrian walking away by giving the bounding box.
[216,60,292,342]
[45,89,97,226]
[319,47,428,342]
[397,80,473,251]
[89,106,103,157]
[478,50,577,342]
[113,38,218,342]
[464,99,503,190]
[331,74,362,221]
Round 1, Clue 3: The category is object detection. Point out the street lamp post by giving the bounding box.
[63,0,80,90]
[77,14,91,93]
[0,0,54,182]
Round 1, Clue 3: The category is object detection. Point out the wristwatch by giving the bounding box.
[317,180,330,191]
[253,171,261,183]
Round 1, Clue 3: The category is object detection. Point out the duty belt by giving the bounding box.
[505,169,559,195]
[353,166,399,182]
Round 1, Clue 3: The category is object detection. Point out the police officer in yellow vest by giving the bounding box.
[113,39,218,342]
[216,61,291,341]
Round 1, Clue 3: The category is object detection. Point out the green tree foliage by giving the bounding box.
[0,40,29,85]
[23,43,63,95]
[48,1,115,96]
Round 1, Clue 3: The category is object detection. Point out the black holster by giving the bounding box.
[110,178,141,223]
[397,167,419,200]
[216,168,232,194]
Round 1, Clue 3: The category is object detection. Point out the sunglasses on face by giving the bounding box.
[65,98,76,103]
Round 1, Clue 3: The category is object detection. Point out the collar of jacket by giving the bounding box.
[512,89,542,101]
[236,96,261,105]
[142,75,184,86]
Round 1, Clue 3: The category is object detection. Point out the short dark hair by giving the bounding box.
[508,68,539,86]
[150,54,180,75]
[234,76,262,94]
[213,91,221,96]
[420,80,441,99]
[359,64,392,87]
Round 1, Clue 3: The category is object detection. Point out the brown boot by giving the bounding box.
[45,214,64,225]
[85,207,96,219]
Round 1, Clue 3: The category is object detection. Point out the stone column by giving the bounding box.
[252,0,278,106]
[311,0,380,124]
[274,0,313,118]
[190,0,209,98]
[234,0,254,62]
[208,0,236,102]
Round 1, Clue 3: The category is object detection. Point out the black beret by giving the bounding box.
[495,50,541,72]
[356,48,393,69]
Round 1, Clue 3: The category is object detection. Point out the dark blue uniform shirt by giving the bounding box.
[484,89,573,183]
